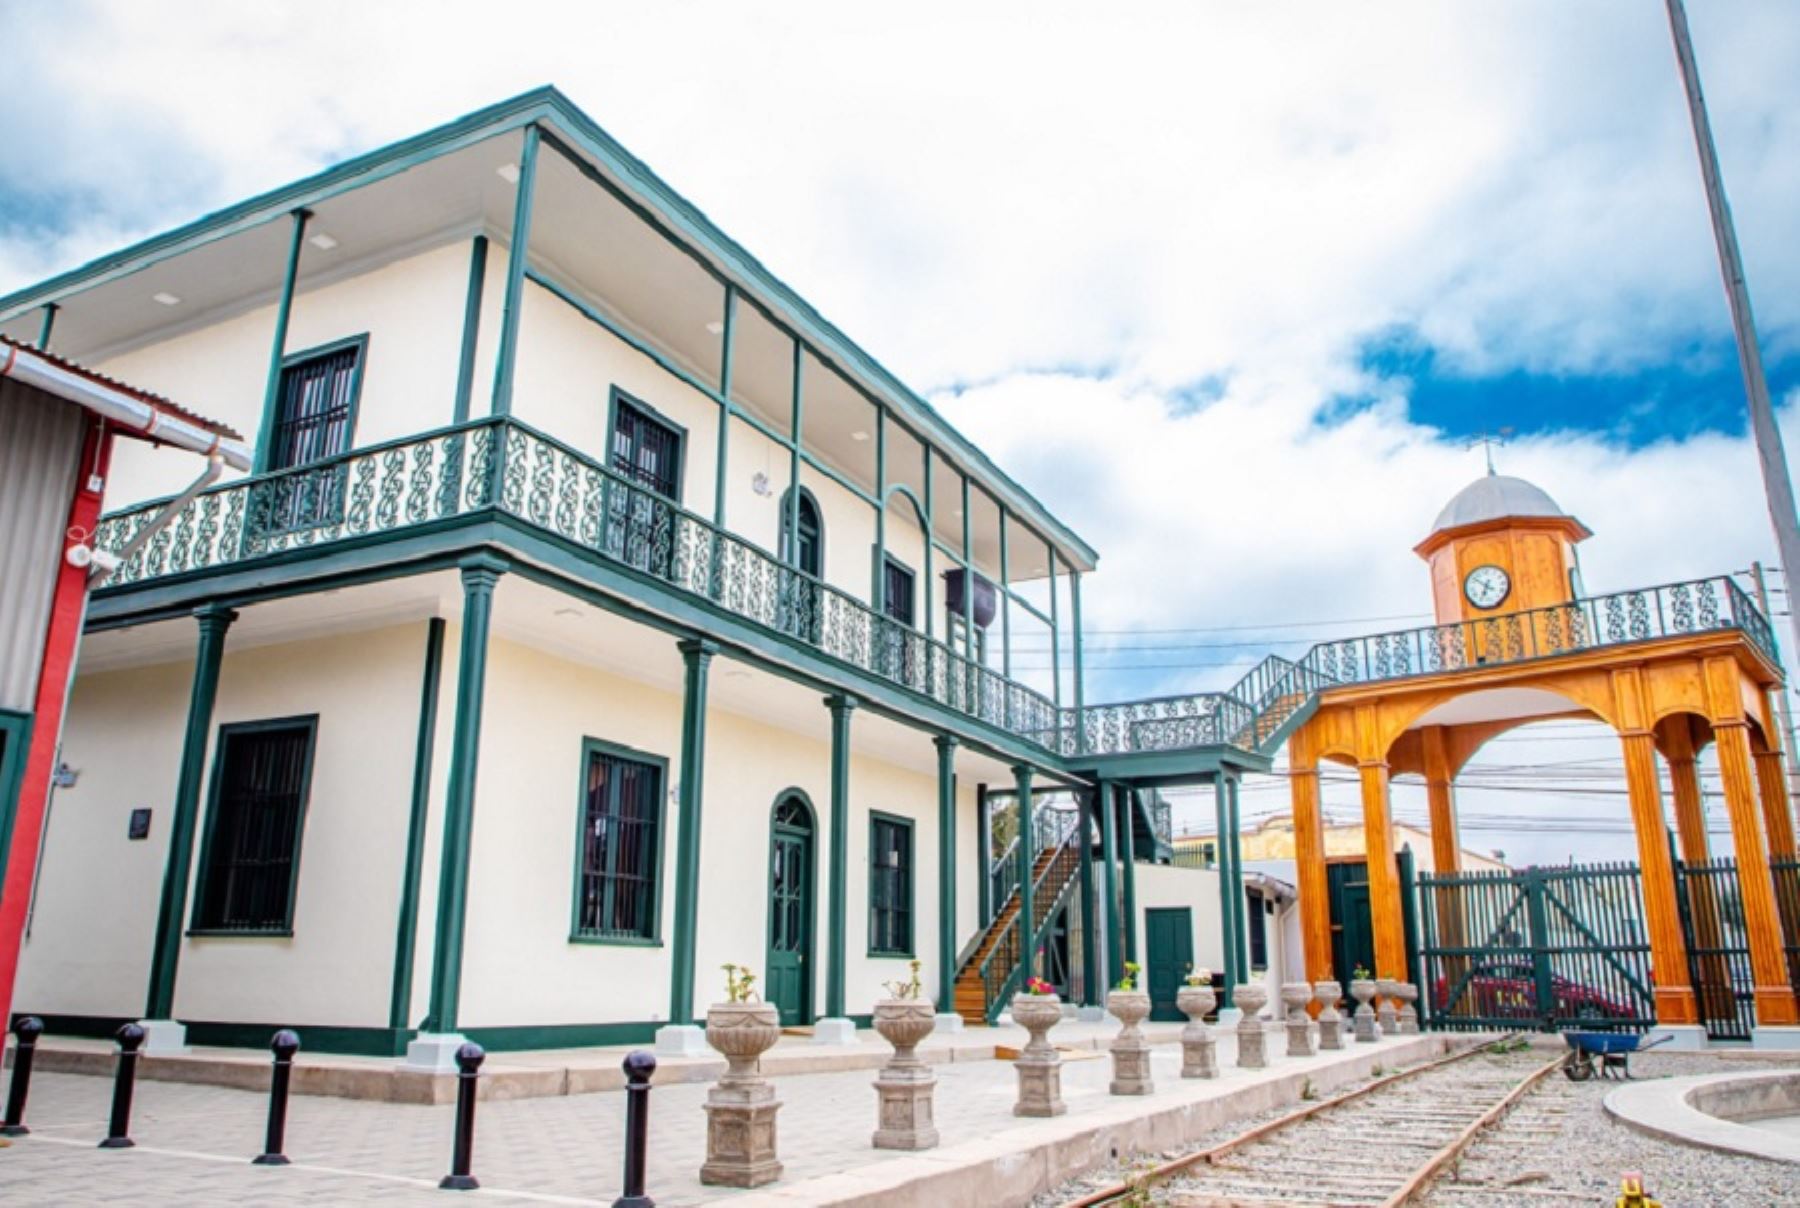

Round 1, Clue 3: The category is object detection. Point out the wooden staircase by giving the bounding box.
[952,835,1081,1024]
[1231,690,1311,749]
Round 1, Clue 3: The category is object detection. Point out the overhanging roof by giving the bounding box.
[0,86,1099,572]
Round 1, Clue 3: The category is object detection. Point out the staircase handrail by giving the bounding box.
[972,815,1084,1018]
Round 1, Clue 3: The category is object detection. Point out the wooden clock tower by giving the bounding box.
[1412,471,1593,625]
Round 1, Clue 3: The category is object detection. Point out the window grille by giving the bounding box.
[576,746,663,940]
[869,814,913,955]
[195,720,316,932]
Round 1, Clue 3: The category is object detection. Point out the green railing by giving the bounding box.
[975,805,1081,1020]
[93,418,1062,749]
[93,417,1777,766]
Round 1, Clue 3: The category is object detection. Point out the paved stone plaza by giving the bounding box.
[0,1026,1446,1205]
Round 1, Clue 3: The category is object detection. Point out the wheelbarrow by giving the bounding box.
[1561,1030,1671,1081]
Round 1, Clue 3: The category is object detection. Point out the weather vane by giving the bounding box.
[1465,427,1513,476]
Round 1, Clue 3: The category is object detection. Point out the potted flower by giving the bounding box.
[1178,965,1216,1024]
[706,963,781,1082]
[1107,961,1151,1027]
[1349,963,1376,1013]
[1011,974,1062,1045]
[873,959,936,1066]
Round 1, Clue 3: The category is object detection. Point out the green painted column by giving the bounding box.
[1098,779,1122,988]
[36,302,57,351]
[1014,765,1035,984]
[252,209,310,471]
[450,236,488,424]
[423,555,506,1033]
[1213,773,1238,1008]
[1077,786,1098,1005]
[388,618,446,1036]
[934,734,958,1014]
[144,604,237,1019]
[1228,774,1249,984]
[489,124,540,417]
[976,785,991,925]
[825,694,856,1019]
[1120,787,1139,966]
[668,639,718,1026]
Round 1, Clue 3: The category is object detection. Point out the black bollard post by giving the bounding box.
[2,1016,45,1136]
[612,1050,656,1208]
[98,1022,146,1149]
[439,1042,484,1191]
[253,1029,301,1165]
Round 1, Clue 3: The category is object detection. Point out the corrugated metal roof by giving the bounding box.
[0,334,242,442]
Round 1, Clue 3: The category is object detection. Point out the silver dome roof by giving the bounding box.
[1430,474,1569,534]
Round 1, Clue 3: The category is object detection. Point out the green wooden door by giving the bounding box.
[765,797,814,1026]
[1328,861,1376,986]
[1145,908,1194,1022]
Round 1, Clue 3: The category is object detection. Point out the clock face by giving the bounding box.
[1464,564,1511,610]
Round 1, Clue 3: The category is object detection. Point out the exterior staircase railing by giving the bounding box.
[961,804,1083,1022]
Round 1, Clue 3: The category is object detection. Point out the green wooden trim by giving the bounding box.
[1049,548,1061,713]
[1099,779,1121,988]
[934,735,957,1011]
[571,734,671,945]
[667,640,716,1025]
[14,1014,411,1057]
[867,809,916,958]
[252,210,311,473]
[459,1020,659,1051]
[145,604,236,1019]
[714,285,736,528]
[959,474,974,660]
[1120,788,1139,965]
[389,618,445,1031]
[975,783,991,925]
[1213,774,1237,1007]
[825,694,855,1017]
[765,788,819,1025]
[1227,775,1248,983]
[188,713,320,935]
[451,236,489,424]
[607,385,689,504]
[490,124,541,418]
[1014,764,1036,983]
[873,410,887,611]
[423,556,506,1032]
[1077,785,1098,1006]
[999,506,1011,681]
[0,709,36,906]
[35,302,56,350]
[786,340,804,566]
[1070,570,1084,725]
[922,446,934,641]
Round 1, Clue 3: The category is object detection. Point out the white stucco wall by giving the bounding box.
[1130,863,1226,979]
[19,622,433,1026]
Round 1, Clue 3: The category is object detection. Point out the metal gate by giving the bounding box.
[1675,858,1755,1042]
[1417,862,1655,1033]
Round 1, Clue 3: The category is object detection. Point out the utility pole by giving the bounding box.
[1664,0,1800,669]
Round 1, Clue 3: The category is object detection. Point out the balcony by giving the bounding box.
[91,418,1780,767]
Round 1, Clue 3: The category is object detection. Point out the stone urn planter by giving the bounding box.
[1375,978,1400,1034]
[1010,993,1067,1117]
[1176,983,1218,1078]
[1395,982,1420,1034]
[1314,980,1344,1051]
[1280,982,1316,1057]
[1350,978,1379,1043]
[701,1001,783,1187]
[1233,982,1269,1069]
[1106,989,1154,1096]
[871,998,937,1150]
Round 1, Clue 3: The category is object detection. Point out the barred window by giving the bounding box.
[194,719,317,933]
[868,813,913,956]
[610,394,682,501]
[270,342,360,471]
[575,742,664,941]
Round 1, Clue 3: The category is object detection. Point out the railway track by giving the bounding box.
[1064,1037,1564,1208]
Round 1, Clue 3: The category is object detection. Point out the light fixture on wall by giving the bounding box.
[53,762,79,789]
[752,472,772,497]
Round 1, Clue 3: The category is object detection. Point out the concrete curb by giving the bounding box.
[1605,1070,1800,1166]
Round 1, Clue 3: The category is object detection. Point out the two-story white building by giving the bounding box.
[0,89,1282,1066]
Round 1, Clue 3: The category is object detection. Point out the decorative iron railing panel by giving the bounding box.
[94,416,1778,765]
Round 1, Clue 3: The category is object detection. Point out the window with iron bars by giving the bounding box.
[193,718,317,933]
[574,741,664,941]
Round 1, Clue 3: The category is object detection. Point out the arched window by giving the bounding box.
[781,489,823,578]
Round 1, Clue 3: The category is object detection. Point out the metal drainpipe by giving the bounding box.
[86,454,224,587]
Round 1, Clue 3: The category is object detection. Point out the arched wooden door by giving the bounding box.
[765,793,816,1026]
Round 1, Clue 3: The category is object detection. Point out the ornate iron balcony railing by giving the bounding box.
[91,419,1778,765]
[93,418,1061,749]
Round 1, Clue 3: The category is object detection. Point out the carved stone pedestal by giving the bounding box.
[1350,978,1380,1043]
[1376,978,1400,1036]
[1396,982,1420,1034]
[1281,982,1316,1058]
[871,999,937,1150]
[1010,993,1066,1117]
[1176,983,1218,1079]
[1314,981,1344,1051]
[1106,990,1154,1096]
[1234,983,1269,1069]
[700,1002,783,1188]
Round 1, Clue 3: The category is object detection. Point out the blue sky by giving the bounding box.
[2,0,1797,863]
